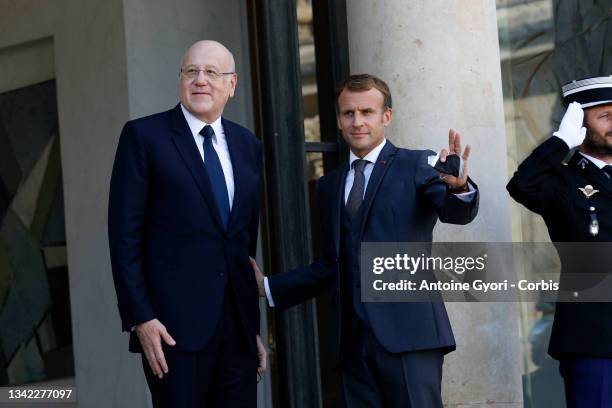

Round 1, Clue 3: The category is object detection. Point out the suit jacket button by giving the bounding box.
[220,272,225,277]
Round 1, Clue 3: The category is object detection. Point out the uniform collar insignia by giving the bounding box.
[577,157,589,170]
[579,184,599,198]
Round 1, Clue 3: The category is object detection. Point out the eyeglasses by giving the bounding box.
[180,67,235,81]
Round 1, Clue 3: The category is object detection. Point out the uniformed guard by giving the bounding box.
[508,75,612,408]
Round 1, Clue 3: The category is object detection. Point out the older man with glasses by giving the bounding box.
[108,40,266,408]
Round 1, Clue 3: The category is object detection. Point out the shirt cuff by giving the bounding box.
[453,181,476,201]
[264,277,275,307]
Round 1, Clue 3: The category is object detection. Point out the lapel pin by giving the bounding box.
[579,185,599,198]
[379,160,387,165]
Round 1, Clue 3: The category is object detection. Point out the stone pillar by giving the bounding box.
[346,1,522,406]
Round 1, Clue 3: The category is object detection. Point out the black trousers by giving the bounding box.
[559,357,612,408]
[142,289,257,408]
[341,324,444,408]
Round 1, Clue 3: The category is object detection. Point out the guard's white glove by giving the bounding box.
[553,101,586,148]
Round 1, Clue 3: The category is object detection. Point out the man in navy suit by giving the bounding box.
[108,40,265,408]
[252,74,479,407]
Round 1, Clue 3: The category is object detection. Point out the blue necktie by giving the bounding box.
[200,125,230,229]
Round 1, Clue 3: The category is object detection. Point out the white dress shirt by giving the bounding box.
[343,139,387,204]
[264,138,476,306]
[181,104,235,209]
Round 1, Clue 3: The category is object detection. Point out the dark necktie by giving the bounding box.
[200,125,230,229]
[603,165,612,179]
[346,159,368,217]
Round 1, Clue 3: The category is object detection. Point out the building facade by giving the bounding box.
[0,0,610,406]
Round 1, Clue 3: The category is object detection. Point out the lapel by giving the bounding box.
[222,118,248,235]
[169,104,225,232]
[331,141,399,254]
[565,150,612,198]
[358,141,398,237]
[331,163,349,257]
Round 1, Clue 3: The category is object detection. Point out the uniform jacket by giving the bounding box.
[508,135,612,359]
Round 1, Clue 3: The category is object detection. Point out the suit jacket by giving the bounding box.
[269,141,479,361]
[108,104,262,354]
[507,136,612,359]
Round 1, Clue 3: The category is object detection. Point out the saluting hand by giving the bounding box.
[439,129,471,192]
[553,101,586,148]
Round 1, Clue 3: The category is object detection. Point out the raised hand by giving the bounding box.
[553,101,586,148]
[439,129,471,192]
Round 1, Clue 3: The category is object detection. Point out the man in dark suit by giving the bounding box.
[252,74,479,407]
[508,76,612,408]
[108,40,265,408]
